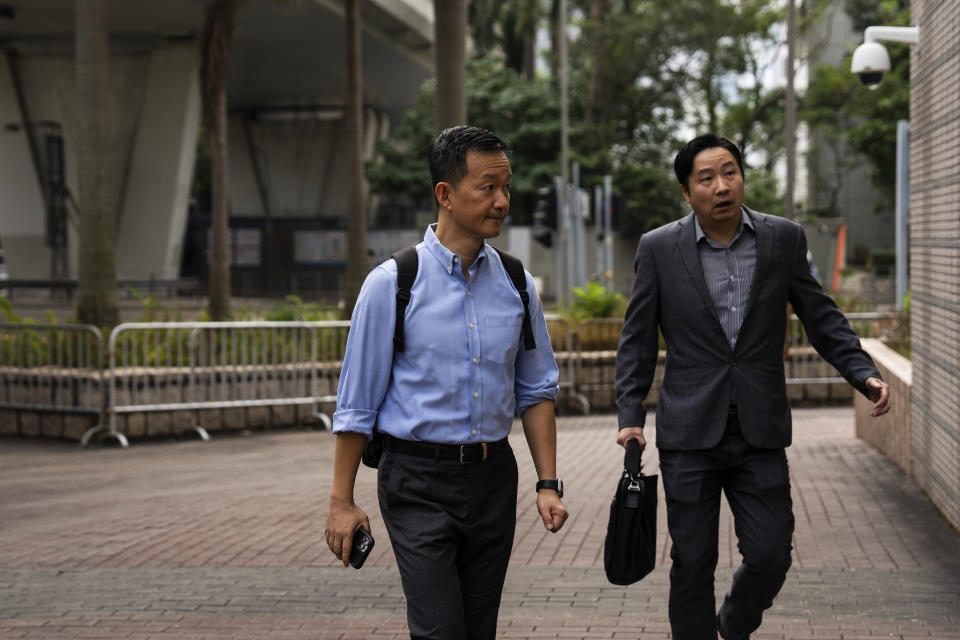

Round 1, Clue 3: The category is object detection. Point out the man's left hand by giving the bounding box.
[536,491,568,533]
[865,377,891,417]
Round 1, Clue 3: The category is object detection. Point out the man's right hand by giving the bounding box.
[616,426,646,451]
[325,496,371,567]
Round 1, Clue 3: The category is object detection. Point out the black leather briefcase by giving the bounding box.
[603,439,658,585]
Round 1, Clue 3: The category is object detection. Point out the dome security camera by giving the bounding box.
[850,26,919,89]
[851,41,890,89]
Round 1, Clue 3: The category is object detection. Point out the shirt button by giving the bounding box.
[472,357,478,364]
[466,289,471,296]
[447,266,452,273]
[472,429,477,435]
[469,322,474,328]
[473,392,479,398]
[731,306,736,311]
[453,256,459,263]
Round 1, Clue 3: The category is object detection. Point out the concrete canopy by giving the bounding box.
[0,0,434,283]
[0,0,433,121]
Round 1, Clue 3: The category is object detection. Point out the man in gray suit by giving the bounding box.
[615,134,891,639]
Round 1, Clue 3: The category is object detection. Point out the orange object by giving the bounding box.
[832,224,847,292]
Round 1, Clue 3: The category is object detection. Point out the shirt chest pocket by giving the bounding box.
[482,316,522,364]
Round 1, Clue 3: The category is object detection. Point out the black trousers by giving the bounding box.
[377,443,518,640]
[659,415,794,640]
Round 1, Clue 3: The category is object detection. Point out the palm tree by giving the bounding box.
[200,0,242,321]
[433,0,467,131]
[74,0,119,328]
[343,0,367,315]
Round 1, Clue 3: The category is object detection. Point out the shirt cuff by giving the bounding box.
[516,385,559,416]
[332,409,379,438]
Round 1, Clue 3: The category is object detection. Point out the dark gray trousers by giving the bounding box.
[377,444,518,640]
[659,415,794,640]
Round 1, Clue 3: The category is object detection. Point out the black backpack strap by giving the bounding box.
[391,246,418,353]
[493,247,536,351]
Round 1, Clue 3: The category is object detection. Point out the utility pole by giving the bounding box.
[784,0,797,220]
[558,0,569,306]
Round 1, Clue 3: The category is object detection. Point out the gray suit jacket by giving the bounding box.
[615,207,881,450]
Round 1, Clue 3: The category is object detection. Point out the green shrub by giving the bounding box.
[569,281,625,320]
[263,295,336,321]
[868,249,897,276]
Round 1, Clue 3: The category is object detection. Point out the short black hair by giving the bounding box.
[429,125,508,188]
[674,134,745,189]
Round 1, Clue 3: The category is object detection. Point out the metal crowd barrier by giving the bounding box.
[2,312,897,447]
[0,322,110,442]
[102,321,350,446]
[545,314,590,414]
[786,311,898,384]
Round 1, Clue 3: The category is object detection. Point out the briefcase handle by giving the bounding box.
[624,439,643,476]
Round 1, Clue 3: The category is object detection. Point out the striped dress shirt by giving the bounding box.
[694,207,758,350]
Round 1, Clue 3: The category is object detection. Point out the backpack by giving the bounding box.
[361,245,536,468]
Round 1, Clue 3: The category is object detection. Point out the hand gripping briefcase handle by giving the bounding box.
[604,439,658,585]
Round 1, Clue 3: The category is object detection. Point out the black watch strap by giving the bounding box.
[536,479,563,498]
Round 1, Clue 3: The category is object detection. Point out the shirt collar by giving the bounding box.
[694,206,755,244]
[424,223,488,276]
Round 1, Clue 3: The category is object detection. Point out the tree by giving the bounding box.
[366,59,561,224]
[434,0,467,130]
[365,56,680,232]
[343,0,367,315]
[373,0,807,237]
[75,0,119,328]
[468,0,542,78]
[200,0,242,321]
[802,0,910,206]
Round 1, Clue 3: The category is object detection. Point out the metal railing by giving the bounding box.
[100,321,350,445]
[0,312,899,447]
[785,311,898,384]
[545,314,590,414]
[0,322,110,442]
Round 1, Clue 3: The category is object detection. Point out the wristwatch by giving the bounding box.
[535,479,564,498]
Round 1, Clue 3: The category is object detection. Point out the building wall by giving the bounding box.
[909,0,960,530]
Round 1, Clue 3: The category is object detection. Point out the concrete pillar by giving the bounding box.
[116,45,200,281]
[0,50,49,278]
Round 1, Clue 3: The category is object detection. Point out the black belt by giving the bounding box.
[383,435,509,464]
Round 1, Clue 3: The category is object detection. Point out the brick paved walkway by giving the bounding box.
[1,407,959,639]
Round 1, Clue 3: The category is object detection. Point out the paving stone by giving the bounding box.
[1,408,959,638]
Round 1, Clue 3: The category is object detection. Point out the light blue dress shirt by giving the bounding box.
[333,224,559,444]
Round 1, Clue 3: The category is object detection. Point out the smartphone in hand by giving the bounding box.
[349,526,375,569]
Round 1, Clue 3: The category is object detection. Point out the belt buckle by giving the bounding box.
[459,442,488,464]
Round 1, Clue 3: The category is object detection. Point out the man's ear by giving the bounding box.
[680,185,691,205]
[435,182,453,211]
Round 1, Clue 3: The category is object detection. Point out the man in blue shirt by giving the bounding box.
[325,126,568,639]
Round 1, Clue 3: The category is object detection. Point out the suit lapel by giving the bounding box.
[676,214,726,333]
[742,207,774,324]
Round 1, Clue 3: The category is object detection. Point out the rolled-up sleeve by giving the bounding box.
[332,265,396,438]
[514,271,560,415]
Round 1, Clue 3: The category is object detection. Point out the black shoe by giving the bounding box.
[716,614,748,640]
